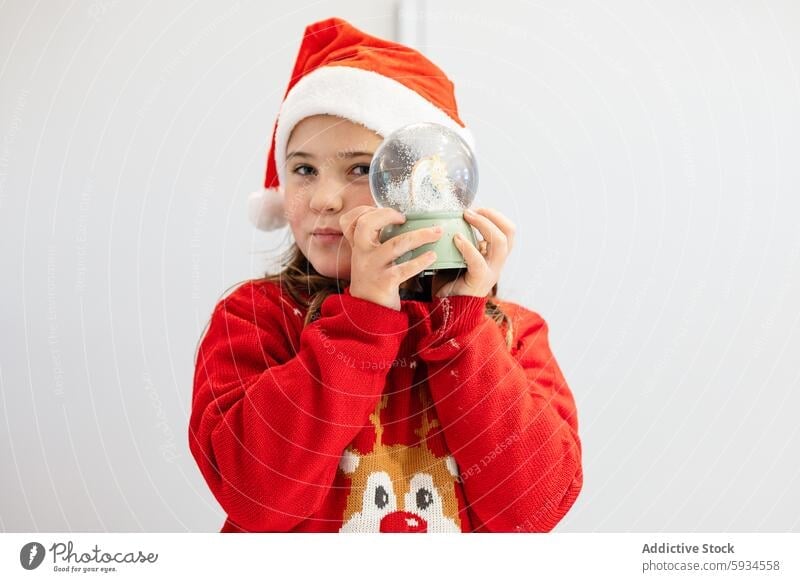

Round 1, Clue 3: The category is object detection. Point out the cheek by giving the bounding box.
[347,184,375,208]
[283,184,308,226]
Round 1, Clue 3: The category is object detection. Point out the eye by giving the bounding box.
[374,485,389,509]
[362,472,396,515]
[293,164,316,177]
[416,487,433,510]
[405,474,441,515]
[350,163,370,177]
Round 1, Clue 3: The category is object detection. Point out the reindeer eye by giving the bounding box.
[416,487,433,510]
[374,485,389,509]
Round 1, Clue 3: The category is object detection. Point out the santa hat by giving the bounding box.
[248,17,475,231]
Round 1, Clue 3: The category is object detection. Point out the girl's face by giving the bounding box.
[284,114,382,280]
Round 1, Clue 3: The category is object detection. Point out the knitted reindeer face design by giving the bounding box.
[338,391,462,532]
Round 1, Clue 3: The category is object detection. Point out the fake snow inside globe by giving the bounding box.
[369,122,479,273]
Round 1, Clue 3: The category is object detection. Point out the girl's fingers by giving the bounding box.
[435,234,491,297]
[463,208,508,260]
[474,207,516,251]
[351,207,406,250]
[340,206,376,246]
[454,233,490,278]
[392,250,438,282]
[381,226,442,264]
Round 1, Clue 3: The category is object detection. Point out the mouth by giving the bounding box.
[311,229,344,243]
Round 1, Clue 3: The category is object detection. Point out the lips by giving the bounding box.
[311,228,344,244]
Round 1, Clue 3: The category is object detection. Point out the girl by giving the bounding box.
[189,17,582,533]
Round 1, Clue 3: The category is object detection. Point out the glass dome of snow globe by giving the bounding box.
[369,122,479,273]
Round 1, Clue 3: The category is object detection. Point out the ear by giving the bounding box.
[339,448,360,474]
[445,455,459,479]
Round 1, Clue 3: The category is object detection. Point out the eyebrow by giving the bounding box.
[287,151,374,159]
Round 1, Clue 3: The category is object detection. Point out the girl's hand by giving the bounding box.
[340,206,444,311]
[432,207,516,299]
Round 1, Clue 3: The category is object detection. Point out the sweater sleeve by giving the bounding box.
[189,282,409,532]
[418,295,582,532]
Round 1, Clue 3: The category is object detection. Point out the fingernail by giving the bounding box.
[432,226,442,233]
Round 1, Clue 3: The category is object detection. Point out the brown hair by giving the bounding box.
[260,242,514,349]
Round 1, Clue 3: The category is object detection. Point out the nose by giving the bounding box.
[308,178,344,215]
[379,511,428,533]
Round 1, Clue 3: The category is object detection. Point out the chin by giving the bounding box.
[310,261,350,281]
[302,239,351,280]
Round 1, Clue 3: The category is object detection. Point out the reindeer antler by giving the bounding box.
[369,394,390,448]
[414,388,440,443]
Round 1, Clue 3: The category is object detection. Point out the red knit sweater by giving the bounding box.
[188,279,582,532]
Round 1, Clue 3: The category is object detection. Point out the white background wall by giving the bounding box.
[1,0,798,532]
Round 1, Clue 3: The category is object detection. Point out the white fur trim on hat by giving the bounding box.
[248,187,288,231]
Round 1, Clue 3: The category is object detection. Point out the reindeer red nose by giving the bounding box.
[380,511,428,533]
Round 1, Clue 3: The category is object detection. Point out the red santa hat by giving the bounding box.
[248,17,475,231]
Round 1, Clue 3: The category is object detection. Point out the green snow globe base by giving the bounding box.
[380,210,479,275]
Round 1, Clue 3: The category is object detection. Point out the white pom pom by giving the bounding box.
[247,187,288,231]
